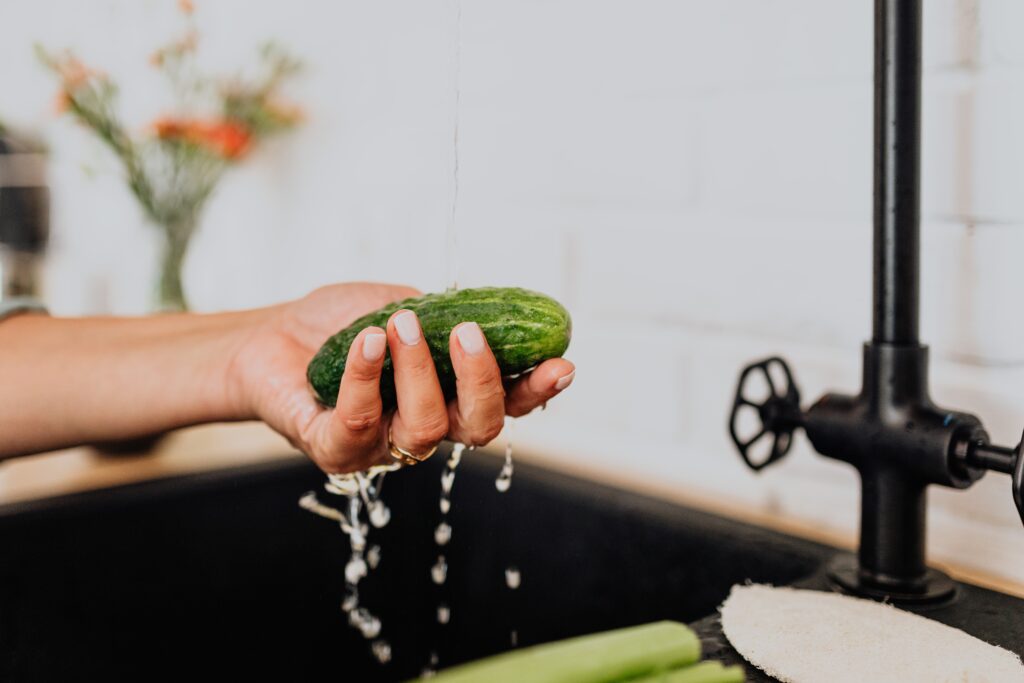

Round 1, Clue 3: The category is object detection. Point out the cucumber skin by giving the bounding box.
[306,287,572,408]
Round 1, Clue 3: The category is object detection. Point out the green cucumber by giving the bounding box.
[307,286,572,408]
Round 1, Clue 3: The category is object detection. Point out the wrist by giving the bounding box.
[217,304,284,423]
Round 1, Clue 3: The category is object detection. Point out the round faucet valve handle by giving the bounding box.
[960,428,1024,527]
[729,356,804,472]
[1010,432,1024,527]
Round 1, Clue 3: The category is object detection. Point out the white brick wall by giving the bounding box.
[3,0,1024,586]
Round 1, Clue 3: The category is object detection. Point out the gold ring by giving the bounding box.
[387,427,438,466]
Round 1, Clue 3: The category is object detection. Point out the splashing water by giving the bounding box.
[299,465,398,657]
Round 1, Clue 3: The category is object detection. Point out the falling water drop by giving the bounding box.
[447,442,465,469]
[341,590,359,613]
[510,630,519,647]
[369,501,391,528]
[431,555,448,585]
[495,460,513,493]
[345,555,368,585]
[439,496,451,514]
[422,651,441,678]
[349,608,382,639]
[495,423,514,492]
[437,603,451,625]
[367,545,382,569]
[441,469,456,495]
[371,639,392,664]
[434,521,452,546]
[505,566,521,590]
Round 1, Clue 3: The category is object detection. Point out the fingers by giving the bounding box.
[320,326,388,471]
[387,310,449,455]
[504,358,576,418]
[446,322,506,446]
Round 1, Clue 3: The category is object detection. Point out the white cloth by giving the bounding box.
[720,584,1024,683]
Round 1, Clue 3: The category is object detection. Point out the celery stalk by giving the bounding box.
[421,621,701,683]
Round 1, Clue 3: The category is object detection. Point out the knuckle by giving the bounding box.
[403,354,436,378]
[461,367,504,394]
[341,407,382,434]
[469,420,504,446]
[406,415,449,449]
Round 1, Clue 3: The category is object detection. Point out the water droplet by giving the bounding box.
[441,469,456,494]
[510,630,519,647]
[369,501,391,528]
[421,668,436,679]
[434,521,452,546]
[367,545,381,569]
[349,608,382,639]
[505,566,521,590]
[431,556,448,585]
[495,438,514,491]
[345,555,368,584]
[447,442,465,469]
[341,591,359,613]
[439,496,451,514]
[371,639,392,664]
[437,603,451,624]
[495,464,513,493]
[325,474,360,496]
[349,524,367,553]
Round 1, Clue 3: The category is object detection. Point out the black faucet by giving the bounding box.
[727,0,1024,605]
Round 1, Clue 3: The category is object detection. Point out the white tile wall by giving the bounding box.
[3,0,1024,586]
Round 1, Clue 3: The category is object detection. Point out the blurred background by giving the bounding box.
[1,0,1023,588]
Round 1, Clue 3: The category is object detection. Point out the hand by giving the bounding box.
[231,283,576,473]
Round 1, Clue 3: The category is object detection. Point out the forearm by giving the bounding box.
[0,309,269,459]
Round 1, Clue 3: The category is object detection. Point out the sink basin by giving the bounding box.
[1,448,1020,681]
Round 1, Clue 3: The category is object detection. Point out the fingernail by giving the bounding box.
[393,310,422,346]
[456,322,486,356]
[362,332,387,361]
[554,370,575,391]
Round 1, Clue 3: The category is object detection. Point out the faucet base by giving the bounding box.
[827,554,957,606]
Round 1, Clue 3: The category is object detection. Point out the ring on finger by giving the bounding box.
[387,427,439,466]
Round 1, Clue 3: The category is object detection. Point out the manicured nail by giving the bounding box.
[456,322,486,356]
[362,332,387,361]
[554,370,575,391]
[393,310,421,346]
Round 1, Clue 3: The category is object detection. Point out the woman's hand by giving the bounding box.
[230,282,576,473]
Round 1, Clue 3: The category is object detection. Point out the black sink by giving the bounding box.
[0,448,1020,681]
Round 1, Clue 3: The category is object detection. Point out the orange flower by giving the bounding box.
[153,117,251,160]
[200,121,251,159]
[54,90,72,114]
[57,55,96,90]
[153,117,187,139]
[178,0,194,15]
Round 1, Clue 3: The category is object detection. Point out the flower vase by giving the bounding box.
[156,213,199,312]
